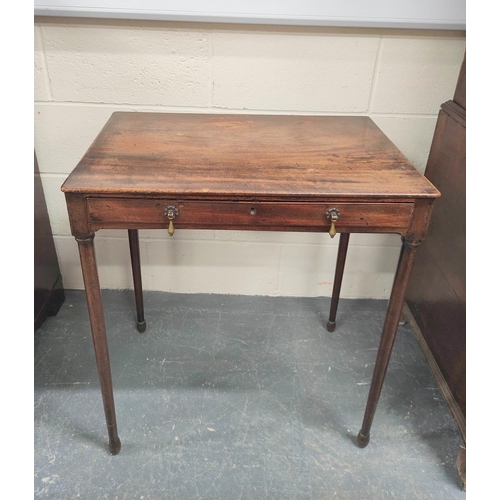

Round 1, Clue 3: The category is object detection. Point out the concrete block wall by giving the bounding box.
[34,17,465,298]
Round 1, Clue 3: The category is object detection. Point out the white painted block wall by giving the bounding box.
[34,18,465,298]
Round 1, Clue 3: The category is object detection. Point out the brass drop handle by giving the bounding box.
[326,208,341,238]
[164,206,179,236]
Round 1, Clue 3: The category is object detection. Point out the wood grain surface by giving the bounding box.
[61,113,439,200]
[86,198,414,234]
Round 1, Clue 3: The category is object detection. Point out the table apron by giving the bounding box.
[87,198,414,235]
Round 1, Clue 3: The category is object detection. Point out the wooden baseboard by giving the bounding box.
[403,302,466,442]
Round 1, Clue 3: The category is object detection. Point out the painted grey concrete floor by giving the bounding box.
[35,290,465,499]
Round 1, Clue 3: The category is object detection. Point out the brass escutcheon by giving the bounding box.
[325,208,341,238]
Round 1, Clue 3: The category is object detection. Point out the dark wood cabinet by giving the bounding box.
[35,152,65,329]
[405,55,465,487]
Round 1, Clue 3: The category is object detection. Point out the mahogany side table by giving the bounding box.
[62,113,439,455]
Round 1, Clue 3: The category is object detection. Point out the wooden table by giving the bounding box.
[62,113,439,455]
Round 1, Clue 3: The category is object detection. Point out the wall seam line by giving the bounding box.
[208,30,214,107]
[36,24,54,101]
[367,35,383,114]
[33,100,438,119]
[276,244,283,295]
[51,233,401,249]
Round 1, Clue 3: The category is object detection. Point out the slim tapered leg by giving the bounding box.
[357,238,419,447]
[128,229,146,333]
[327,233,350,332]
[77,234,121,455]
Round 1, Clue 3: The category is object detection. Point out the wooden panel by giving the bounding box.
[61,114,439,200]
[453,54,466,110]
[88,198,414,234]
[35,152,65,328]
[406,244,466,415]
[423,110,465,303]
[406,55,465,420]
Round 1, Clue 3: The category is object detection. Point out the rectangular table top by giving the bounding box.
[61,112,439,201]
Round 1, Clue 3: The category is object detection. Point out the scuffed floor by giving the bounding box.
[35,290,465,499]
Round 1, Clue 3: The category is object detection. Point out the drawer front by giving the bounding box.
[88,198,414,233]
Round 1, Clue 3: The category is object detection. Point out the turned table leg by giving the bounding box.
[357,238,419,447]
[76,234,121,455]
[327,233,350,332]
[128,229,146,333]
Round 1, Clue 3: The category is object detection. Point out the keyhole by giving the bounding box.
[250,208,256,215]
